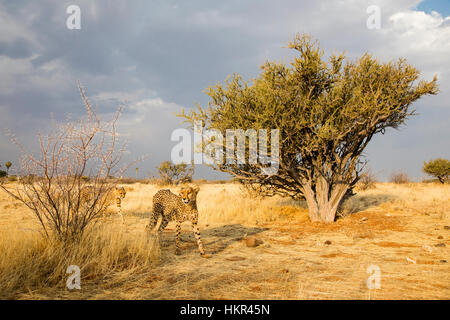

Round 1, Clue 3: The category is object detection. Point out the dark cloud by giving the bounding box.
[0,38,33,58]
[0,0,449,180]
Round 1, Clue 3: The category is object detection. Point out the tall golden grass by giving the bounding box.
[0,223,159,299]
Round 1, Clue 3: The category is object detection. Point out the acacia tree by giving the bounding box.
[157,160,194,185]
[179,34,438,223]
[5,162,12,175]
[423,158,450,184]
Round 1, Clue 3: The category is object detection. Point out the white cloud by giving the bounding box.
[386,10,450,52]
[0,55,73,95]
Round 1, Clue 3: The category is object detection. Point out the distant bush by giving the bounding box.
[215,180,229,184]
[156,161,194,185]
[421,178,441,184]
[0,170,6,178]
[146,176,173,187]
[390,170,409,184]
[422,158,450,184]
[7,176,17,182]
[356,168,377,191]
[190,179,232,185]
[118,177,142,184]
[192,179,208,185]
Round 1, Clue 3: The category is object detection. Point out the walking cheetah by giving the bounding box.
[148,185,205,256]
[79,186,126,221]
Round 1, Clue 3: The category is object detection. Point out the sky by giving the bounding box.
[0,0,449,181]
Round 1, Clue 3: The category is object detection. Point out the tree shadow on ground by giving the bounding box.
[160,224,269,255]
[338,193,397,217]
[275,198,308,209]
[129,212,151,219]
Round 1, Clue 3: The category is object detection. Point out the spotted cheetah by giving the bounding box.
[79,186,126,221]
[147,185,205,256]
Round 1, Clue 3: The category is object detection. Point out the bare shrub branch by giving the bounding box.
[1,83,134,242]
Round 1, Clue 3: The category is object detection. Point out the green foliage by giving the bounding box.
[4,161,12,176]
[0,170,6,178]
[423,158,450,184]
[157,161,194,185]
[178,34,438,222]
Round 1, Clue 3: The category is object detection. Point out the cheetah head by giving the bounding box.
[179,185,199,205]
[115,186,126,198]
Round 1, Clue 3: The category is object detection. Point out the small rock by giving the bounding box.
[437,236,443,239]
[324,240,332,245]
[281,269,289,273]
[406,257,416,264]
[422,245,433,253]
[440,260,447,263]
[435,243,446,247]
[245,236,262,247]
[444,226,450,230]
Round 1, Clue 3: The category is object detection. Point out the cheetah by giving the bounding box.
[147,185,205,256]
[79,186,126,221]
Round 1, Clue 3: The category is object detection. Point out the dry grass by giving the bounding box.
[0,182,449,300]
[0,222,160,299]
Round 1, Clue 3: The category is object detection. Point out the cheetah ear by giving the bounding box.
[192,184,200,194]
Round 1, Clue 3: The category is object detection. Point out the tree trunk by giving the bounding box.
[302,177,349,223]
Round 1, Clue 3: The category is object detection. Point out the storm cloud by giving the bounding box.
[0,0,449,180]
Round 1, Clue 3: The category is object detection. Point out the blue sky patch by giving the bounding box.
[417,0,450,17]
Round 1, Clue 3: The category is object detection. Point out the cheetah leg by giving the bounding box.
[116,198,124,223]
[152,214,163,233]
[117,207,124,223]
[191,221,205,256]
[147,204,164,232]
[159,217,168,232]
[175,222,182,255]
